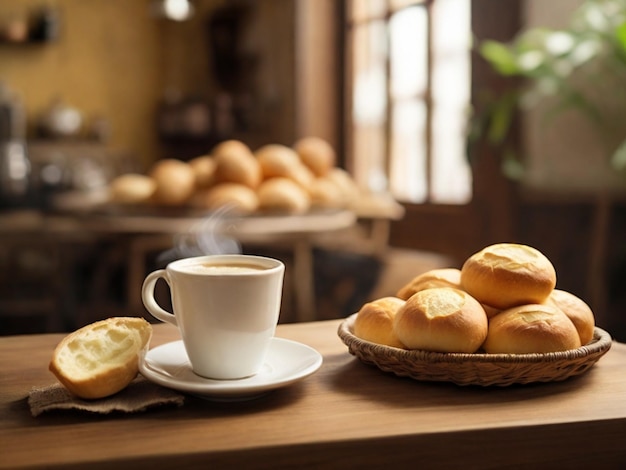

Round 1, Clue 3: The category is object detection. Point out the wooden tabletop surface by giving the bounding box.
[1,320,626,469]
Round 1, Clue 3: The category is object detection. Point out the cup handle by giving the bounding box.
[141,269,177,326]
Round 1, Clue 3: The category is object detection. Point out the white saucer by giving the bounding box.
[139,338,323,401]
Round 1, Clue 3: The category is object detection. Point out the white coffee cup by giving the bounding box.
[141,254,285,380]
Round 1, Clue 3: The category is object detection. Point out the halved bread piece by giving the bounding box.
[49,317,152,399]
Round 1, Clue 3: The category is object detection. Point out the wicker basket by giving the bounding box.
[337,313,613,386]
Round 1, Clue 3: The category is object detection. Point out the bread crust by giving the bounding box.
[544,289,595,345]
[483,304,581,354]
[461,243,556,309]
[293,136,336,177]
[49,317,152,399]
[354,297,406,348]
[393,287,488,353]
[396,268,462,300]
[212,140,261,189]
[257,177,311,214]
[188,155,217,189]
[108,173,156,204]
[191,183,259,214]
[149,159,196,206]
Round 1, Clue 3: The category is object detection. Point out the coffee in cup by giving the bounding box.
[142,254,285,380]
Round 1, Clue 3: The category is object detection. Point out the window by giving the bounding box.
[345,0,472,204]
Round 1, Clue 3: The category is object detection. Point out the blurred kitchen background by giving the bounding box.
[1,0,625,341]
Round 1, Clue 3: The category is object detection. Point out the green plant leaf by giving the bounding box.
[611,137,626,170]
[480,40,520,75]
[501,148,525,180]
[487,92,518,144]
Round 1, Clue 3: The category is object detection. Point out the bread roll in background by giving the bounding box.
[108,173,156,204]
[149,159,196,206]
[544,289,595,345]
[309,176,345,209]
[188,155,216,189]
[190,183,259,214]
[49,317,152,399]
[393,287,488,353]
[293,136,336,177]
[396,268,462,301]
[354,297,406,348]
[326,167,359,205]
[212,139,262,189]
[257,177,311,214]
[483,303,582,354]
[461,243,557,310]
[255,144,301,179]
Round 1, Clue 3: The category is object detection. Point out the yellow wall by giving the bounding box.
[0,0,170,169]
[0,0,318,171]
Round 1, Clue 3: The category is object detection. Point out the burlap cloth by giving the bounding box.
[28,376,185,417]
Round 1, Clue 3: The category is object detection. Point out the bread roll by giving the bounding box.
[191,183,259,214]
[293,136,336,177]
[461,243,557,310]
[188,155,217,189]
[255,144,300,179]
[149,159,196,206]
[354,297,406,348]
[49,317,152,399]
[483,303,581,354]
[257,177,311,214]
[396,268,462,300]
[212,140,261,189]
[393,287,488,353]
[482,303,502,320]
[309,176,345,208]
[108,173,156,204]
[326,167,359,205]
[544,289,595,345]
[288,162,315,192]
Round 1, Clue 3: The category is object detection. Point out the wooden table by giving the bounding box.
[2,320,625,469]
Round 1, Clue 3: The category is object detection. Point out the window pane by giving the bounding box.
[431,104,472,203]
[352,21,388,191]
[353,125,388,192]
[389,5,428,99]
[390,99,427,202]
[430,0,472,203]
[349,0,388,22]
[390,0,426,11]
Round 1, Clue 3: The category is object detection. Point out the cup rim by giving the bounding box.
[166,254,284,275]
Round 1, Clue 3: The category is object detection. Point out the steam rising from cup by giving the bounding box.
[157,204,242,265]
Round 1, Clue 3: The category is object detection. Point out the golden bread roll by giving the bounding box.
[483,303,582,354]
[108,173,156,204]
[544,289,595,345]
[309,176,345,208]
[293,136,336,177]
[396,268,462,300]
[255,144,301,179]
[188,155,217,189]
[460,243,557,310]
[326,167,359,205]
[149,159,196,206]
[49,317,152,399]
[212,140,261,189]
[257,177,311,214]
[354,297,406,348]
[482,303,502,319]
[393,287,488,353]
[190,183,259,214]
[288,162,315,192]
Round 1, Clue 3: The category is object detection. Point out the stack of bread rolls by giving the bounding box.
[107,137,359,215]
[354,243,595,354]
